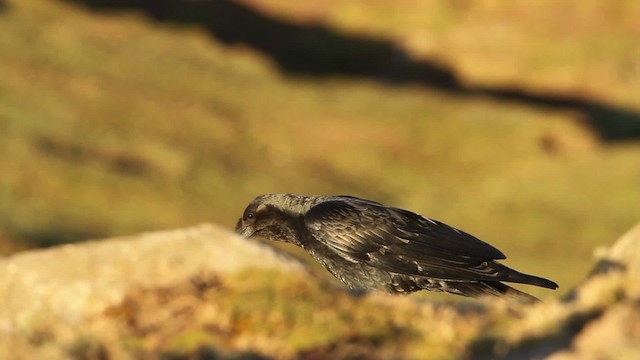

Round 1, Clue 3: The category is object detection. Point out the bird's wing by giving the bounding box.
[304,198,509,281]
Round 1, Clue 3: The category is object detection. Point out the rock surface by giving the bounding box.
[0,224,301,333]
[593,222,640,277]
[0,222,639,359]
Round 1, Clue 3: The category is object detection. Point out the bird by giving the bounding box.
[235,194,558,303]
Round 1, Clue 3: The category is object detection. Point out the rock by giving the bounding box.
[592,222,640,277]
[549,301,640,360]
[1,221,639,360]
[544,222,640,360]
[0,224,302,334]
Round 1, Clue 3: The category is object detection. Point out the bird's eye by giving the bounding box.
[246,212,254,220]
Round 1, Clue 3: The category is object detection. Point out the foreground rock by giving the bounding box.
[0,222,639,359]
[0,224,301,335]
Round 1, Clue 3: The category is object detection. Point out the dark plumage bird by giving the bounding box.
[235,194,558,302]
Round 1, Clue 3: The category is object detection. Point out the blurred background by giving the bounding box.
[1,0,639,298]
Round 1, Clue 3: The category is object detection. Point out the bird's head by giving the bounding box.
[235,194,309,245]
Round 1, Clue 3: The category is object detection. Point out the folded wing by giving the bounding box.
[304,197,557,289]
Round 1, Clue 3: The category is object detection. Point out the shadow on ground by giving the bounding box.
[61,0,640,142]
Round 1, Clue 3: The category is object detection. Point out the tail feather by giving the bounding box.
[491,262,559,290]
[444,280,542,304]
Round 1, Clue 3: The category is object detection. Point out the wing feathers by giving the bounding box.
[304,197,555,288]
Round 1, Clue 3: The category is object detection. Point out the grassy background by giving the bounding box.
[1,0,640,298]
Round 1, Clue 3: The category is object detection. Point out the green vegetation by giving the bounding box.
[1,0,640,297]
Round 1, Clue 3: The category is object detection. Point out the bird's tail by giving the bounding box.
[490,262,559,290]
[445,280,542,304]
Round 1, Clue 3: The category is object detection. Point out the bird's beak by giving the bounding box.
[235,218,254,238]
